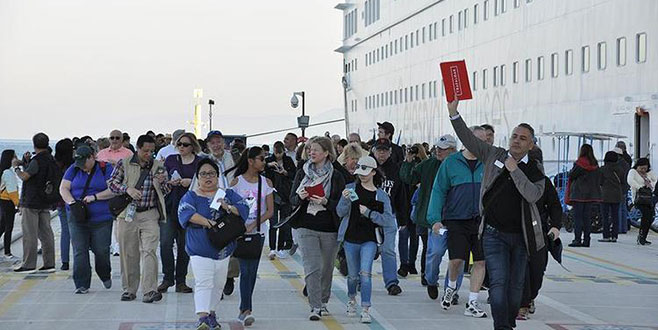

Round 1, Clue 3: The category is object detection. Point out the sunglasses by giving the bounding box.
[198,171,218,178]
[109,136,122,140]
[357,165,374,171]
[177,142,192,148]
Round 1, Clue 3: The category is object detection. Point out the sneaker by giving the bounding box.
[441,286,456,310]
[142,291,163,303]
[120,292,136,301]
[277,250,288,259]
[387,284,402,296]
[309,308,321,321]
[3,254,19,263]
[427,285,439,300]
[452,293,460,306]
[103,279,112,289]
[242,313,255,327]
[320,304,330,316]
[528,300,536,314]
[516,307,529,320]
[176,283,193,293]
[38,266,56,273]
[611,238,618,243]
[208,312,221,330]
[360,310,372,324]
[60,262,69,271]
[464,300,487,318]
[13,266,36,274]
[597,238,611,242]
[289,243,298,256]
[157,280,173,293]
[397,264,409,277]
[223,278,235,296]
[196,316,211,330]
[568,240,583,247]
[347,300,357,317]
[74,287,89,294]
[408,265,419,275]
[268,250,277,260]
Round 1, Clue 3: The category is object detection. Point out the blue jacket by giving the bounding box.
[427,152,483,224]
[336,182,396,242]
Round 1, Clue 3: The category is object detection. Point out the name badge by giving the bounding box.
[494,160,504,168]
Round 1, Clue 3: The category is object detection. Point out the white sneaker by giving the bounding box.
[309,308,321,321]
[276,250,288,259]
[441,286,456,310]
[464,300,487,318]
[347,300,357,317]
[268,251,277,260]
[320,304,330,316]
[360,310,372,323]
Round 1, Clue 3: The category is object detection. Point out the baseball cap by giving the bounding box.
[172,129,185,142]
[612,147,623,155]
[74,145,94,168]
[206,130,224,141]
[377,121,395,133]
[374,138,392,150]
[436,134,457,149]
[353,156,378,176]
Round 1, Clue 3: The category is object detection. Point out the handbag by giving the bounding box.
[233,175,264,259]
[69,164,97,223]
[634,186,653,206]
[207,212,246,251]
[108,167,150,217]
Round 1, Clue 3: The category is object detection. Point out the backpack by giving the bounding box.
[42,156,63,206]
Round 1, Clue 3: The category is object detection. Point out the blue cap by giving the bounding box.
[206,130,223,140]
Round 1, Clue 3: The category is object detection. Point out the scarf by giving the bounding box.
[575,157,598,171]
[296,160,334,215]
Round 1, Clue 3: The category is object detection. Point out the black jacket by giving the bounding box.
[377,157,409,226]
[600,161,626,203]
[333,161,355,185]
[21,151,55,209]
[289,163,346,230]
[569,160,602,202]
[391,143,404,165]
[536,177,563,231]
[264,154,296,206]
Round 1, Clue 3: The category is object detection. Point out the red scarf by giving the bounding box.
[575,157,598,171]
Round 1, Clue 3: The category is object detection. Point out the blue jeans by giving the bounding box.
[572,202,593,243]
[601,202,620,239]
[425,230,464,289]
[160,209,189,285]
[398,223,419,267]
[380,224,399,288]
[238,237,264,312]
[344,241,377,307]
[58,207,70,264]
[483,225,527,330]
[68,220,113,290]
[618,201,629,233]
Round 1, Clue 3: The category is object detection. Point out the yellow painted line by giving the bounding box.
[270,257,344,330]
[0,279,39,317]
[564,247,658,277]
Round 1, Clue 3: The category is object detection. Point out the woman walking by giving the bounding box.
[0,150,20,261]
[289,136,346,321]
[55,139,74,270]
[627,158,657,245]
[178,158,249,330]
[336,156,394,323]
[567,144,602,247]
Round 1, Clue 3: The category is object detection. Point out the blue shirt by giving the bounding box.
[178,189,249,260]
[63,162,114,222]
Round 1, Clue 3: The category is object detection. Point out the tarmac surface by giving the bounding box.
[0,214,657,330]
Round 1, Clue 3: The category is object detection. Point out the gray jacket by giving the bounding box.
[451,115,546,254]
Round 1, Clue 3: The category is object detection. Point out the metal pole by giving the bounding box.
[209,103,213,131]
[301,91,306,138]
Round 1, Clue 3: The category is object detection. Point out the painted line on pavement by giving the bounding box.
[536,294,606,325]
[0,278,39,317]
[564,248,658,277]
[562,254,651,280]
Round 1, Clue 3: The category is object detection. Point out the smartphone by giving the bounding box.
[348,188,359,201]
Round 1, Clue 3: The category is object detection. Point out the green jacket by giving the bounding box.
[399,157,442,228]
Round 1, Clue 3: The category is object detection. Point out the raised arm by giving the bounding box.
[447,100,496,161]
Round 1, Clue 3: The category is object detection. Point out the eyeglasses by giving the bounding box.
[357,165,374,171]
[198,171,218,178]
[177,142,192,148]
[109,136,122,140]
[254,156,265,161]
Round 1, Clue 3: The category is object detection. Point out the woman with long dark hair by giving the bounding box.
[227,146,274,326]
[567,144,602,247]
[289,136,346,321]
[264,141,296,259]
[627,158,657,245]
[55,139,74,270]
[0,150,20,260]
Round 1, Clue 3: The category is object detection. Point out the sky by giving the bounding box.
[0,0,346,144]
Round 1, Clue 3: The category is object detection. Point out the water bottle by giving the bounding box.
[125,203,136,222]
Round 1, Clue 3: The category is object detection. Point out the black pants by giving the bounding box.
[269,204,293,251]
[160,209,189,285]
[0,199,17,255]
[601,202,620,239]
[637,204,655,240]
[417,226,428,275]
[573,202,593,243]
[520,245,548,307]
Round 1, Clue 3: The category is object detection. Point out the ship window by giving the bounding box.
[565,49,573,75]
[525,58,532,82]
[637,32,647,63]
[551,53,559,78]
[537,56,545,80]
[482,69,488,89]
[394,40,398,54]
[429,25,433,41]
[415,85,420,100]
[493,66,499,87]
[450,15,454,33]
[598,42,607,70]
[394,90,398,104]
[582,45,590,72]
[400,37,404,52]
[474,4,479,24]
[617,37,627,66]
[464,8,469,28]
[441,80,445,96]
[416,29,420,45]
[473,71,478,90]
[494,0,499,16]
[458,11,463,31]
[423,27,426,43]
[385,45,388,59]
[411,32,415,48]
[404,88,408,103]
[422,83,426,99]
[405,35,409,50]
[500,64,506,86]
[514,0,520,8]
[501,0,507,13]
[433,23,438,40]
[410,87,413,102]
[433,81,438,98]
[442,18,446,36]
[512,61,519,83]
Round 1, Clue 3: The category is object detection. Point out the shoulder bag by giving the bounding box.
[108,167,150,217]
[233,176,264,259]
[69,164,97,223]
[207,208,246,251]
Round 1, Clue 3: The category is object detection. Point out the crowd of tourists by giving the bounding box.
[0,100,656,330]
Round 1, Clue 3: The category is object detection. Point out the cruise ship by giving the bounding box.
[335,0,658,174]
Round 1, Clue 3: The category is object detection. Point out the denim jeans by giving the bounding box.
[160,210,189,285]
[600,202,620,239]
[398,223,419,268]
[58,207,71,264]
[344,241,377,307]
[68,220,112,290]
[618,201,629,233]
[483,225,527,330]
[380,223,399,288]
[572,202,593,243]
[425,230,463,289]
[238,237,264,312]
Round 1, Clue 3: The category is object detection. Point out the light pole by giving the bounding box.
[291,91,309,138]
[208,99,215,131]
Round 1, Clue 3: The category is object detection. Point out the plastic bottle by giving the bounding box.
[126,203,136,222]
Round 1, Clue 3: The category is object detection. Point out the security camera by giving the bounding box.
[291,95,299,108]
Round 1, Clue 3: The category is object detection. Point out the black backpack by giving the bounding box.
[42,156,63,206]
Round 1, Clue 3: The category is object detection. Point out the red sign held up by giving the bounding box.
[440,60,473,102]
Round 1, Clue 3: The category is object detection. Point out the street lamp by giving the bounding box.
[291,91,309,137]
[208,99,215,131]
